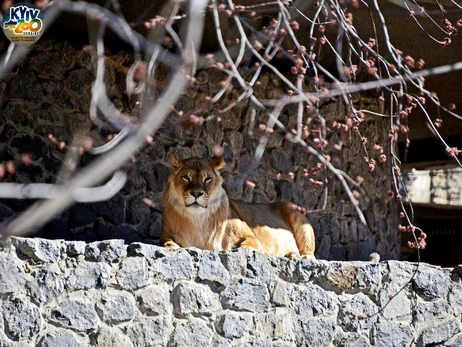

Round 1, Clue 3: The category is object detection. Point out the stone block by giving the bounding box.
[152,252,195,280]
[254,311,295,342]
[172,282,221,317]
[372,320,413,347]
[39,331,84,347]
[217,313,253,339]
[219,249,247,277]
[413,264,449,300]
[49,300,98,332]
[12,237,61,263]
[416,318,461,347]
[95,327,134,347]
[96,294,136,325]
[127,243,159,258]
[221,279,269,313]
[85,240,127,263]
[137,284,171,316]
[171,318,213,347]
[295,259,329,282]
[0,257,26,295]
[28,269,65,303]
[245,252,276,284]
[339,293,377,332]
[3,297,41,341]
[117,257,149,290]
[123,318,170,347]
[294,284,336,317]
[66,241,86,257]
[198,252,230,287]
[295,318,336,346]
[68,261,111,290]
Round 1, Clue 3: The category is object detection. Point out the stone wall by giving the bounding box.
[0,237,461,346]
[0,39,399,260]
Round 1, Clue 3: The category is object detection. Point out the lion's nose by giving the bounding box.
[190,191,204,198]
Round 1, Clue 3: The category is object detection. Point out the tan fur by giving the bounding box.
[160,154,316,258]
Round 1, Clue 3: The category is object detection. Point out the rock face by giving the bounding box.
[0,39,399,261]
[0,237,460,346]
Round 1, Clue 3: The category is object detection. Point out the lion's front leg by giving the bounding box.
[227,219,262,253]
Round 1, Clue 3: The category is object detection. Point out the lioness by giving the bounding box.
[160,154,316,258]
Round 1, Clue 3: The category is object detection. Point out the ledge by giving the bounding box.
[0,237,461,346]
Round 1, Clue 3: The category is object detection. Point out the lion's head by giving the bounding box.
[164,153,226,215]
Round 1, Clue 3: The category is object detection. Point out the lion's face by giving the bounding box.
[168,154,225,214]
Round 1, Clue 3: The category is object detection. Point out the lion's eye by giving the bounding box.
[204,177,212,183]
[182,176,190,182]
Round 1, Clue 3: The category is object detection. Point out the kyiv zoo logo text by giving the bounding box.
[2,3,44,45]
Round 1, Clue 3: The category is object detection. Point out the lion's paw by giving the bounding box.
[163,240,180,249]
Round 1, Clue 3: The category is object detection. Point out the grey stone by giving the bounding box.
[254,311,295,342]
[217,313,253,339]
[295,259,329,282]
[275,257,297,282]
[295,318,336,346]
[198,252,230,286]
[28,269,65,303]
[50,300,98,332]
[117,257,149,290]
[246,252,276,284]
[219,249,247,277]
[123,318,169,347]
[243,342,272,347]
[173,282,221,317]
[12,237,61,263]
[39,331,84,347]
[449,282,462,316]
[413,299,453,329]
[0,258,26,294]
[378,284,411,321]
[271,280,296,307]
[384,261,416,287]
[3,297,41,341]
[171,318,213,347]
[445,332,462,347]
[0,339,33,347]
[373,320,413,347]
[85,240,127,263]
[66,241,86,257]
[68,261,111,290]
[213,339,232,347]
[96,294,136,324]
[221,279,269,313]
[414,265,449,300]
[95,327,134,347]
[417,318,461,347]
[10,71,44,105]
[326,262,381,292]
[153,252,194,280]
[294,284,336,317]
[340,293,378,332]
[127,243,159,258]
[338,333,371,347]
[137,284,171,316]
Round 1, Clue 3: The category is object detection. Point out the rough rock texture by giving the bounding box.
[0,237,459,346]
[0,39,399,261]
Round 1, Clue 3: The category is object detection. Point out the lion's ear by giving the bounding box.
[210,155,225,170]
[170,153,182,172]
